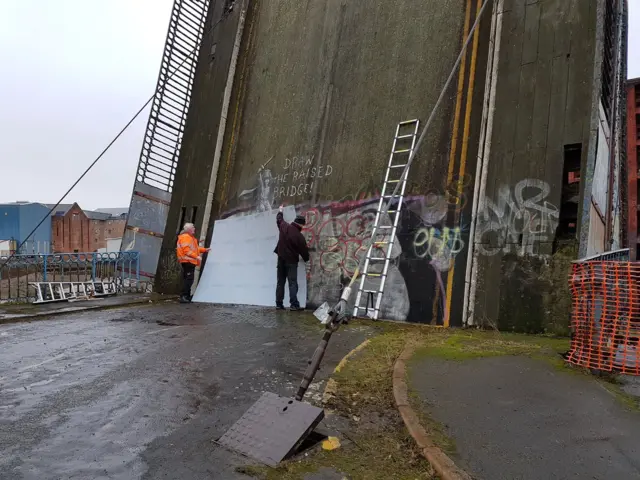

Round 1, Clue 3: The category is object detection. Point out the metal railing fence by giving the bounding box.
[0,251,143,303]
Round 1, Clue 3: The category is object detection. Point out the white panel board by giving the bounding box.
[586,204,606,257]
[592,102,611,213]
[192,207,307,308]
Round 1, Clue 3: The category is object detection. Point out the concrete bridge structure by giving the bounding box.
[123,0,629,331]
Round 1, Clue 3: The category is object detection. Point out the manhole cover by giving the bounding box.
[217,391,324,466]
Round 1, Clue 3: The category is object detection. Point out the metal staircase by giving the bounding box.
[121,0,210,280]
[136,0,209,190]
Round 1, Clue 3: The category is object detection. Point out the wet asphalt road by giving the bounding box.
[0,303,372,480]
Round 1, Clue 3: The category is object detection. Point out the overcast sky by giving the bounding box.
[0,0,173,210]
[0,2,639,210]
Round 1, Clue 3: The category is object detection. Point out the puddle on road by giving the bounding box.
[156,319,179,326]
[110,313,137,322]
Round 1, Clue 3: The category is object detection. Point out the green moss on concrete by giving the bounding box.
[492,243,577,335]
[413,330,570,362]
[539,243,578,337]
[497,254,547,334]
[593,374,640,412]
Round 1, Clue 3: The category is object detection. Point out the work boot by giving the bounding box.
[276,304,285,310]
[290,305,304,312]
[179,295,190,304]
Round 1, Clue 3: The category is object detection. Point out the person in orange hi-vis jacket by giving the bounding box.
[176,222,210,303]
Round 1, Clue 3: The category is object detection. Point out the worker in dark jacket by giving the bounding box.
[274,205,310,311]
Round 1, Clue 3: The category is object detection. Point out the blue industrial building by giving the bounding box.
[0,202,52,254]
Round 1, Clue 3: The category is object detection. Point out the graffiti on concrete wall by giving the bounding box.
[413,226,464,272]
[155,248,182,291]
[220,161,473,324]
[285,193,468,322]
[476,179,559,256]
[298,199,410,320]
[405,174,471,273]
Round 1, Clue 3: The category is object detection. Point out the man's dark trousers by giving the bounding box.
[181,263,196,300]
[276,256,299,308]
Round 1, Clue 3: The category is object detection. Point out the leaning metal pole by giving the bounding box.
[295,284,354,401]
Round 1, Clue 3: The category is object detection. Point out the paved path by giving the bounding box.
[0,294,154,322]
[0,303,372,480]
[409,356,640,480]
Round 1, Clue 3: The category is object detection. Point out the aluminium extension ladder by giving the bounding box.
[353,119,420,319]
[30,281,117,304]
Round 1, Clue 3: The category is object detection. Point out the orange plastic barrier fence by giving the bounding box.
[567,261,640,375]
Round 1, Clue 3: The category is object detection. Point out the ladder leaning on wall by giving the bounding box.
[352,119,420,320]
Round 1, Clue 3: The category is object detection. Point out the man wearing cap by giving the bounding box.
[274,205,310,311]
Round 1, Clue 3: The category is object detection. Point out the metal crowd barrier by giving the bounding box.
[0,251,141,303]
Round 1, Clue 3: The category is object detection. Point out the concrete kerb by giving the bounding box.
[0,295,171,325]
[393,341,472,480]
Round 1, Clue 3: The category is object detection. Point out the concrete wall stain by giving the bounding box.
[155,0,625,331]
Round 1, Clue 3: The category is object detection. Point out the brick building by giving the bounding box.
[50,203,127,253]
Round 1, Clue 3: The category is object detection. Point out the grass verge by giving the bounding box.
[239,323,436,480]
[239,322,638,479]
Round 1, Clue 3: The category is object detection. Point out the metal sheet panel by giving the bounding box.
[0,205,19,243]
[217,392,324,466]
[122,182,171,278]
[18,203,52,251]
[192,208,307,308]
[592,102,611,214]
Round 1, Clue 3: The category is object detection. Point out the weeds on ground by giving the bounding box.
[590,372,640,412]
[239,323,638,479]
[239,324,436,480]
[238,432,432,480]
[412,329,570,362]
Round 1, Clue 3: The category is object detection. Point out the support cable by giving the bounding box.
[345,0,494,301]
[0,9,230,270]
